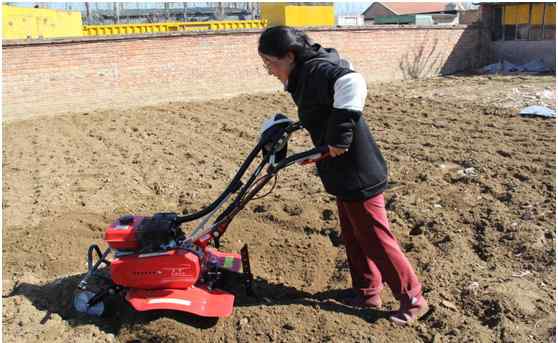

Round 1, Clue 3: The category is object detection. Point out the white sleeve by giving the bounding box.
[332,73,367,112]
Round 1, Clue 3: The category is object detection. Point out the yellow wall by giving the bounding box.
[260,3,286,27]
[260,3,334,27]
[503,5,518,25]
[2,5,82,39]
[515,4,530,24]
[285,4,334,27]
[531,3,545,25]
[503,3,555,26]
[544,3,555,25]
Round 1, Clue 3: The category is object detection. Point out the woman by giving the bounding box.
[258,26,428,325]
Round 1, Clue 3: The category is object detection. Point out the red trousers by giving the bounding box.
[337,193,422,301]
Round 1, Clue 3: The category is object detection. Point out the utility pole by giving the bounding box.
[216,2,225,20]
[164,2,170,21]
[84,2,91,24]
[250,3,259,19]
[113,2,119,24]
[119,2,125,23]
[183,2,188,22]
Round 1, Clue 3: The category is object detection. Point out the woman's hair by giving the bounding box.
[258,26,316,61]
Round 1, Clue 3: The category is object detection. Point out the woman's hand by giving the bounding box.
[328,145,348,157]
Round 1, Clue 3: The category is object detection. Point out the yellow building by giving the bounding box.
[486,2,556,40]
[260,3,334,27]
[2,4,82,39]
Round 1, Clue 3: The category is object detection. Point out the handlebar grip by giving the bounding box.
[270,146,330,172]
[316,145,330,154]
[297,146,330,165]
[285,121,303,134]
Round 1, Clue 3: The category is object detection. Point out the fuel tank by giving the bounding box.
[104,215,143,251]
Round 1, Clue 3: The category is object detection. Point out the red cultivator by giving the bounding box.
[74,114,328,318]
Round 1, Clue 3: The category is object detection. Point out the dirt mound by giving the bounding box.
[3,75,555,342]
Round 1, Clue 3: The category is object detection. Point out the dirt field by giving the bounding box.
[3,74,556,343]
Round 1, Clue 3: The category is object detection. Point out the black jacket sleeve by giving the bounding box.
[325,108,361,149]
[323,71,367,149]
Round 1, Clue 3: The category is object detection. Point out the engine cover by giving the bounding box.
[111,249,200,289]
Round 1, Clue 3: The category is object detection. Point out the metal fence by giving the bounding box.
[8,2,261,25]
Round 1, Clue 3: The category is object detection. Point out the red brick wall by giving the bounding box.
[2,26,484,120]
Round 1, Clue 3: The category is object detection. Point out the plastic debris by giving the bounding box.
[464,281,480,295]
[519,105,556,118]
[512,270,531,278]
[480,58,550,74]
[521,58,548,73]
[441,300,458,310]
[452,167,479,182]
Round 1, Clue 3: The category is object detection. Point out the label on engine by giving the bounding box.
[166,267,192,277]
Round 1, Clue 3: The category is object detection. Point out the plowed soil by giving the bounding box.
[3,74,556,343]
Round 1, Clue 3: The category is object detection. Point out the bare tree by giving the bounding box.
[399,38,443,79]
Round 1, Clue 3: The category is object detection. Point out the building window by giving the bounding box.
[503,24,516,40]
[491,3,555,41]
[529,24,543,40]
[517,24,530,40]
[492,6,503,40]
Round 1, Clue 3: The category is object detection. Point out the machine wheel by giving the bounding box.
[73,290,105,316]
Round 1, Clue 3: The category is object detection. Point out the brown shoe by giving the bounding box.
[389,294,429,325]
[343,294,382,309]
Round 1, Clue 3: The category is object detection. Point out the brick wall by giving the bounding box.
[2,26,485,120]
[459,10,480,25]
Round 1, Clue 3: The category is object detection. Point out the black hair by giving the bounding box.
[258,26,316,61]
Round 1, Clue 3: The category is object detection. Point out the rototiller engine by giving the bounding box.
[74,114,328,318]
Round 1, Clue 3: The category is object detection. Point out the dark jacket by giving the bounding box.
[286,44,388,201]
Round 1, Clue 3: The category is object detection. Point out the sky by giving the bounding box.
[10,2,374,16]
[334,2,372,15]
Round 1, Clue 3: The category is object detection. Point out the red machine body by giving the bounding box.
[111,249,201,289]
[100,216,239,317]
[126,286,235,317]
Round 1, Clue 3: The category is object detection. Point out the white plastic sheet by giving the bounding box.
[481,58,550,74]
[519,105,556,118]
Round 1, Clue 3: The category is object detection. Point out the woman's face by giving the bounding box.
[259,52,295,85]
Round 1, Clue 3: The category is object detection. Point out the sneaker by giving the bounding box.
[389,294,429,325]
[343,293,382,309]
